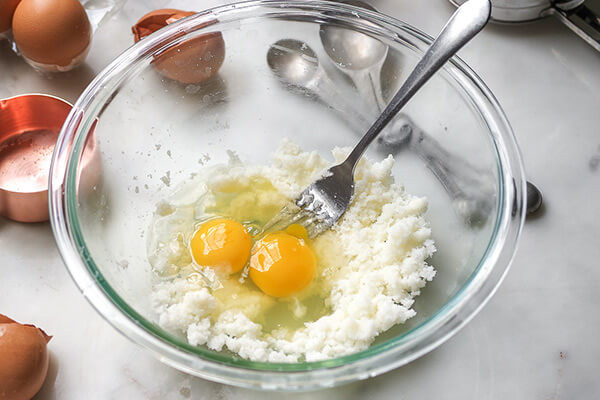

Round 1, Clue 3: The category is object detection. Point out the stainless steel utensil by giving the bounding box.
[526,181,543,214]
[450,0,600,52]
[318,1,414,151]
[319,0,388,114]
[265,0,492,237]
[266,39,372,129]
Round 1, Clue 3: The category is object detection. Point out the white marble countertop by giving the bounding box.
[2,0,600,398]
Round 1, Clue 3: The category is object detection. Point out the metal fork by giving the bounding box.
[264,0,492,238]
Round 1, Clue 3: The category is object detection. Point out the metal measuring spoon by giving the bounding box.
[319,0,388,113]
[267,38,411,150]
[527,181,543,215]
[319,0,416,147]
[267,39,371,129]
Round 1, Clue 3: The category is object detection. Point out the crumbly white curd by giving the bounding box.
[148,139,436,362]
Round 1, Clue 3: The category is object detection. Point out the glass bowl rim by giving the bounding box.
[49,0,526,390]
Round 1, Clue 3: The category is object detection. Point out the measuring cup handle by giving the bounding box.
[550,2,600,52]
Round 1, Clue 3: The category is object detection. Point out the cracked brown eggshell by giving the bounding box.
[132,8,225,84]
[0,314,51,400]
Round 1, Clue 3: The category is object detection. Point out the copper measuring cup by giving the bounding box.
[0,93,99,223]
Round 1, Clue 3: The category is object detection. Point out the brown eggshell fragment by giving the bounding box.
[131,8,195,42]
[165,11,195,25]
[132,8,225,84]
[153,31,225,84]
[0,315,51,400]
[12,0,91,69]
[0,314,16,324]
[0,0,21,33]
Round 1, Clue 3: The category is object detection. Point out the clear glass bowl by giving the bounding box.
[49,0,526,391]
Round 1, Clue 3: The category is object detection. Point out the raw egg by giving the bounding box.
[12,0,91,71]
[0,314,51,400]
[132,8,225,84]
[190,218,252,274]
[0,0,21,33]
[249,231,316,297]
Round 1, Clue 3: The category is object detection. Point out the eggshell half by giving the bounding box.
[0,315,51,400]
[131,8,194,42]
[132,8,225,84]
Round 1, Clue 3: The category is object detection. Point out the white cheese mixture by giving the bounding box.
[148,140,436,362]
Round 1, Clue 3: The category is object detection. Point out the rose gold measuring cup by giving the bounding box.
[0,93,99,223]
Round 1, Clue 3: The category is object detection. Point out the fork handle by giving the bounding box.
[343,0,491,170]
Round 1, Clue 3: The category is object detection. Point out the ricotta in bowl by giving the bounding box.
[148,140,436,362]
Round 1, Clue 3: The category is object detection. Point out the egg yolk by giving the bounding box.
[285,223,309,240]
[190,218,251,274]
[249,231,316,297]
